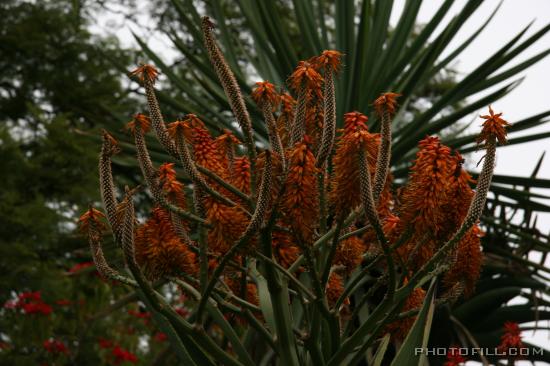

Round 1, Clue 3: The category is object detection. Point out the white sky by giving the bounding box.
[95,0,550,363]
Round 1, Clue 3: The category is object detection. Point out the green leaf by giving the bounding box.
[390,279,437,366]
[453,287,523,323]
[372,333,391,366]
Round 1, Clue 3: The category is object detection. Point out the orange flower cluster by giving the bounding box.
[272,230,300,269]
[330,112,380,218]
[397,135,485,293]
[93,40,506,346]
[134,208,197,280]
[385,285,426,341]
[333,236,367,274]
[326,272,347,308]
[231,157,251,195]
[280,138,319,244]
[158,163,187,208]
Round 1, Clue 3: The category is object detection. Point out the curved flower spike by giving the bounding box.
[477,105,510,145]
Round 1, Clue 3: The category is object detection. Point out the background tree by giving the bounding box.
[0,1,179,364]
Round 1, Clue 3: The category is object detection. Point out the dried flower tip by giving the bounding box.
[167,120,191,141]
[477,105,510,145]
[288,61,323,92]
[79,208,106,233]
[129,64,160,84]
[125,113,151,134]
[251,81,280,108]
[314,50,343,73]
[373,92,401,117]
[216,129,241,146]
[102,130,120,156]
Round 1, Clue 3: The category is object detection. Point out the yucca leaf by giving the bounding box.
[453,287,523,323]
[292,0,322,55]
[472,304,550,331]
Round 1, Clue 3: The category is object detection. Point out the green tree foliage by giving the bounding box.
[0,1,178,364]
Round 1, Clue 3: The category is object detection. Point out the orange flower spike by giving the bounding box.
[314,50,343,73]
[134,208,197,280]
[125,113,151,134]
[444,225,483,296]
[280,93,297,116]
[330,112,380,217]
[288,61,323,92]
[78,208,106,233]
[399,136,453,234]
[385,283,426,341]
[158,162,185,201]
[326,272,348,308]
[342,111,369,136]
[251,81,280,109]
[333,236,367,274]
[281,137,319,243]
[373,92,401,117]
[477,105,510,145]
[129,64,160,84]
[232,157,251,194]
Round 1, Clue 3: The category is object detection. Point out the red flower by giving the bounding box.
[174,307,189,318]
[444,346,466,366]
[128,309,151,324]
[498,321,524,356]
[55,299,72,307]
[154,332,168,342]
[67,261,94,274]
[112,345,138,365]
[98,338,113,349]
[43,339,69,355]
[23,302,53,315]
[18,291,42,302]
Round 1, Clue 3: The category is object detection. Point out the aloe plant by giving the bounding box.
[81,10,550,363]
